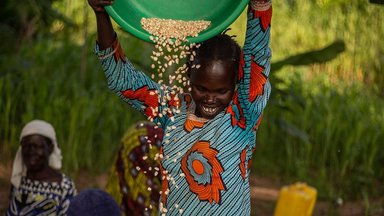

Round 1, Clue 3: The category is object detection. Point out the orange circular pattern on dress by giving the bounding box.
[192,159,205,175]
[181,140,225,204]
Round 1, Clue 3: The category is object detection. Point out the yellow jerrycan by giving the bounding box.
[274,182,317,216]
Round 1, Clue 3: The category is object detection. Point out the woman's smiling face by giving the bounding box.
[190,59,236,119]
[21,134,52,172]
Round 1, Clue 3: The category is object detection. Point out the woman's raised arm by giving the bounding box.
[87,0,115,49]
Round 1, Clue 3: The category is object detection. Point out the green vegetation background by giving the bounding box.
[1,0,383,212]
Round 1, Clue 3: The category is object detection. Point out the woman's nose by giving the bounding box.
[204,94,215,103]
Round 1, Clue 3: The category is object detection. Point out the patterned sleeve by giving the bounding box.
[94,37,178,126]
[236,0,272,130]
[58,176,77,215]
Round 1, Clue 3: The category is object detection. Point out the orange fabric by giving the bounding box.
[192,160,205,175]
[183,94,192,108]
[238,51,245,81]
[252,7,272,31]
[181,141,225,204]
[249,56,267,103]
[253,114,263,131]
[226,91,246,129]
[239,148,247,180]
[121,87,159,118]
[168,93,180,109]
[184,119,205,132]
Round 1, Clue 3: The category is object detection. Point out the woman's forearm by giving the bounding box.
[95,11,116,50]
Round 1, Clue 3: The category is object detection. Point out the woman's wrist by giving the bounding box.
[91,5,107,14]
[250,0,272,11]
[94,10,110,18]
[251,0,271,3]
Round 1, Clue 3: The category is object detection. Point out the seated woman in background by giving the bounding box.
[106,121,164,216]
[6,119,77,216]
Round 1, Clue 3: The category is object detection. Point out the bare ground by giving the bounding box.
[1,162,383,216]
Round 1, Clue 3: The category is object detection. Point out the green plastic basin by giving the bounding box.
[105,0,249,43]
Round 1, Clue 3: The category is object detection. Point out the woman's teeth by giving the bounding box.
[202,106,217,114]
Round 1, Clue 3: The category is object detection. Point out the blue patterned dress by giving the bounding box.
[95,1,272,215]
[6,174,76,216]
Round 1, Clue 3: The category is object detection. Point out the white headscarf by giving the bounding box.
[10,119,63,188]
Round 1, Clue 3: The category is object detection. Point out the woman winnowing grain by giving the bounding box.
[87,0,272,215]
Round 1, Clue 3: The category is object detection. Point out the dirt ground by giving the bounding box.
[0,162,383,216]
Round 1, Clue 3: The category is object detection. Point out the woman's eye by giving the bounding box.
[196,86,205,91]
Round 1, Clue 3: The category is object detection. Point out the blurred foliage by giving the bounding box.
[254,0,384,206]
[0,0,76,52]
